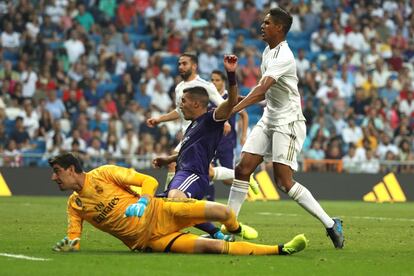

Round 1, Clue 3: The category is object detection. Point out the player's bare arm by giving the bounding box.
[232,76,275,114]
[147,110,180,127]
[214,55,239,121]
[153,153,179,168]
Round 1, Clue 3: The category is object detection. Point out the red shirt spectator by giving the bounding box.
[116,0,137,28]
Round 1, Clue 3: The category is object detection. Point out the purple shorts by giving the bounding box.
[168,170,209,199]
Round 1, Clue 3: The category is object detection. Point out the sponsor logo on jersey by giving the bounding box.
[93,197,120,223]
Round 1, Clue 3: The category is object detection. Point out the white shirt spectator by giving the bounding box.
[342,124,363,144]
[328,31,346,53]
[133,47,149,69]
[198,50,219,80]
[64,38,85,64]
[151,89,173,113]
[342,153,361,173]
[20,70,38,98]
[119,131,139,157]
[359,155,380,173]
[18,109,39,139]
[376,143,399,160]
[345,31,368,52]
[295,56,310,80]
[399,98,414,117]
[1,31,20,48]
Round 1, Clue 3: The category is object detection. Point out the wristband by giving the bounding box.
[227,71,237,86]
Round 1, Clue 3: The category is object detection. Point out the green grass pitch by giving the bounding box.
[1,196,414,275]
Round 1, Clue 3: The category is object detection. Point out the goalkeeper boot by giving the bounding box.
[326,217,344,249]
[249,174,260,195]
[221,222,258,240]
[280,234,308,255]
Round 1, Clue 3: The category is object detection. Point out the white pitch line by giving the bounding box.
[257,212,414,222]
[0,253,51,261]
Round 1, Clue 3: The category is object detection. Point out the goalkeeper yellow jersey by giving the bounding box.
[66,165,159,250]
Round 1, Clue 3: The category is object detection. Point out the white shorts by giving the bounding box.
[242,120,306,171]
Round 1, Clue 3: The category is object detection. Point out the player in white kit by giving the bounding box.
[224,8,344,249]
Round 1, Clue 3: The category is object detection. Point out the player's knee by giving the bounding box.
[196,239,222,253]
[168,189,187,198]
[274,176,293,193]
[235,163,252,178]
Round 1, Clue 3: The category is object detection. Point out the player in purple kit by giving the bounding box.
[153,55,256,240]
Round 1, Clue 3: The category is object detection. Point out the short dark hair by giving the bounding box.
[269,7,293,35]
[48,152,84,173]
[180,52,198,65]
[183,86,209,108]
[211,70,226,81]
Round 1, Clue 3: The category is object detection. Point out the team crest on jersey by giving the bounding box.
[95,185,103,194]
[75,197,82,207]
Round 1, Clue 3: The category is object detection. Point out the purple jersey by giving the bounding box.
[176,110,225,177]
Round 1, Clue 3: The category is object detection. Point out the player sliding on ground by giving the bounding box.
[49,152,308,255]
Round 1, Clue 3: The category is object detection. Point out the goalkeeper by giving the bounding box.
[50,152,307,255]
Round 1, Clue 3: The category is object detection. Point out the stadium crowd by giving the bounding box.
[0,0,413,174]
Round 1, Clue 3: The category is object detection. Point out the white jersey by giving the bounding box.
[260,41,306,126]
[175,75,224,132]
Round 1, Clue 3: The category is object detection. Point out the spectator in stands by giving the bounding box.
[64,30,85,64]
[342,118,363,145]
[121,101,142,132]
[198,42,219,80]
[119,125,139,165]
[86,137,106,168]
[379,77,399,107]
[43,132,65,162]
[18,99,39,139]
[238,52,260,88]
[9,116,31,150]
[105,133,123,163]
[116,0,137,29]
[3,140,22,167]
[359,149,380,174]
[376,132,399,160]
[157,65,174,94]
[399,91,414,118]
[342,144,361,173]
[45,89,67,120]
[380,150,399,173]
[75,3,95,32]
[20,63,38,99]
[1,21,20,52]
[63,128,87,152]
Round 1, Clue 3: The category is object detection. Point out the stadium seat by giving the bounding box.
[97,83,118,97]
[129,34,153,49]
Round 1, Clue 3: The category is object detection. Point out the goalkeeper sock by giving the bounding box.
[212,167,234,181]
[222,241,279,255]
[227,179,249,216]
[288,182,334,228]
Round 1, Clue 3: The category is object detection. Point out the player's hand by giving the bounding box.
[153,156,169,168]
[223,55,238,72]
[52,237,80,252]
[146,117,160,128]
[223,121,231,136]
[124,197,149,218]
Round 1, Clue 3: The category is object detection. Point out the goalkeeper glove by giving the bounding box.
[125,197,149,218]
[52,237,80,252]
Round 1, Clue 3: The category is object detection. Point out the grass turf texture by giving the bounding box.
[1,197,414,275]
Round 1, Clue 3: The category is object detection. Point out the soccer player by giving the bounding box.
[152,55,257,240]
[50,152,308,255]
[225,8,345,249]
[147,53,236,186]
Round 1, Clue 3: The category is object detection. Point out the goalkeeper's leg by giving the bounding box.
[163,233,307,255]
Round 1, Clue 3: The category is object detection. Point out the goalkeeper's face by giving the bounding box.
[51,164,77,191]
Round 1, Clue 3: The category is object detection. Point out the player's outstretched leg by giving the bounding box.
[220,234,308,255]
[326,217,344,249]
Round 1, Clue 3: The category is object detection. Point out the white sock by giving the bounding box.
[212,167,234,181]
[288,182,334,228]
[227,179,249,216]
